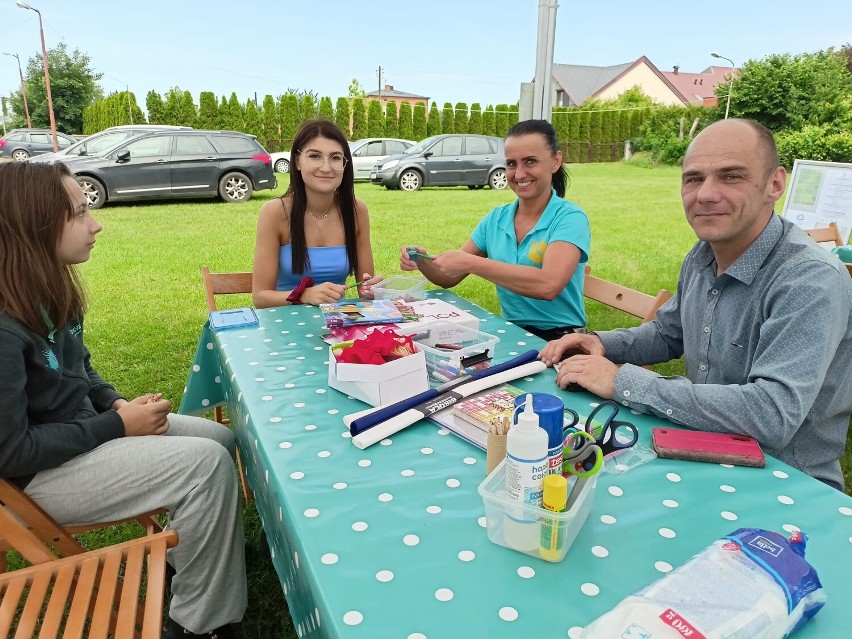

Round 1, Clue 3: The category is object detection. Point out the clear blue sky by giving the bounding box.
[1,0,850,117]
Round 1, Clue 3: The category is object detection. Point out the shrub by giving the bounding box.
[776,125,852,167]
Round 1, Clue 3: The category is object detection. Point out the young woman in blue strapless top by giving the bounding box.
[253,119,381,308]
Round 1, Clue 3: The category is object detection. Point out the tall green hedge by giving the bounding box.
[318,96,334,121]
[351,99,367,140]
[335,97,351,138]
[261,95,279,146]
[384,101,399,138]
[495,104,509,138]
[427,102,441,136]
[454,102,469,134]
[441,102,454,134]
[198,92,218,129]
[367,100,383,137]
[469,103,482,134]
[279,94,300,144]
[398,101,413,140]
[412,102,427,140]
[482,106,495,136]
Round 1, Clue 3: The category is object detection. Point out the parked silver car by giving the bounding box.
[28,124,192,164]
[0,128,76,161]
[271,137,414,179]
[370,134,507,191]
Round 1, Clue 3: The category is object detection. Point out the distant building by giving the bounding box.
[365,85,430,110]
[551,56,736,107]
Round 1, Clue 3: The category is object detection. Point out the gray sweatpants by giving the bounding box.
[24,413,247,634]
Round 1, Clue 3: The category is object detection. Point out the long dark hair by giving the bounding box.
[285,118,358,276]
[507,119,570,197]
[0,162,86,335]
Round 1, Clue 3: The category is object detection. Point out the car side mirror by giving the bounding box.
[423,152,433,159]
[116,150,131,163]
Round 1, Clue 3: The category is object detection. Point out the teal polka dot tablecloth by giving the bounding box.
[181,291,852,639]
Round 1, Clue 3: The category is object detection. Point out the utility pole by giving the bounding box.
[377,66,384,101]
[1,97,7,135]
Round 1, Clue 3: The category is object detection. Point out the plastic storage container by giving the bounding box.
[412,320,500,385]
[371,276,428,302]
[478,458,597,562]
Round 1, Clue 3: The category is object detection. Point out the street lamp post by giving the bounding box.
[3,52,32,128]
[711,52,736,119]
[16,0,58,150]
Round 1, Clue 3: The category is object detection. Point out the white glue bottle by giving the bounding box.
[504,394,549,551]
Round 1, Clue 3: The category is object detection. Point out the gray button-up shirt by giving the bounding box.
[599,215,852,489]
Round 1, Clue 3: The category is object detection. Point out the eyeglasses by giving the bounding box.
[298,150,348,172]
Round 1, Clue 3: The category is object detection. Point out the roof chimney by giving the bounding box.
[384,84,393,91]
[673,65,679,75]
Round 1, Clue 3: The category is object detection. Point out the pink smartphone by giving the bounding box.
[652,428,765,468]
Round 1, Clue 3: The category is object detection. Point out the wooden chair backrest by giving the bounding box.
[0,530,177,639]
[803,222,844,247]
[0,478,164,570]
[583,266,672,324]
[846,263,852,277]
[201,265,253,312]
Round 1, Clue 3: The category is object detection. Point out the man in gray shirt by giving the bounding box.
[540,118,852,490]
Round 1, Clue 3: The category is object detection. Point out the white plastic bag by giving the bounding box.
[581,528,826,639]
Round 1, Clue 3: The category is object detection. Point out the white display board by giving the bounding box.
[781,159,852,244]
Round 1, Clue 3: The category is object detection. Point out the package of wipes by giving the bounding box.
[581,528,826,639]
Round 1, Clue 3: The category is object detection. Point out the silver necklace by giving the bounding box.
[307,208,333,220]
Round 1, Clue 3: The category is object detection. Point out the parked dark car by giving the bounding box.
[63,130,276,209]
[369,134,507,191]
[0,128,77,161]
[27,124,193,164]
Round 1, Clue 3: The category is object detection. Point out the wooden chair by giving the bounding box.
[803,222,844,248]
[583,265,672,324]
[0,478,165,574]
[201,265,254,504]
[0,530,177,639]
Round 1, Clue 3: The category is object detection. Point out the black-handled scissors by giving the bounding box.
[564,400,639,456]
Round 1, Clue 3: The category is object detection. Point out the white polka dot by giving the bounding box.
[327,409,339,415]
[666,472,681,483]
[655,561,673,573]
[435,588,454,602]
[206,342,214,350]
[446,478,461,488]
[403,534,420,546]
[305,370,316,375]
[659,528,676,539]
[420,447,434,455]
[839,506,852,516]
[773,470,789,479]
[192,364,200,372]
[498,607,518,621]
[721,511,738,521]
[242,347,252,352]
[591,546,609,558]
[608,486,624,497]
[261,395,273,401]
[401,469,415,477]
[600,514,617,525]
[463,457,477,465]
[305,424,316,431]
[290,471,304,480]
[426,506,441,514]
[782,524,801,533]
[567,627,584,639]
[214,375,221,383]
[321,553,338,565]
[276,366,286,371]
[341,431,351,439]
[358,460,371,467]
[304,508,319,518]
[294,402,306,408]
[719,463,734,468]
[615,463,630,471]
[333,482,347,489]
[317,450,331,458]
[284,383,295,389]
[379,439,392,446]
[342,611,362,625]
[581,583,600,596]
[778,495,795,505]
[437,428,449,436]
[201,399,210,407]
[458,550,475,562]
[378,493,393,502]
[255,377,266,382]
[477,516,487,528]
[407,633,426,639]
[662,499,678,508]
[269,416,282,423]
[279,441,292,449]
[720,484,736,493]
[352,521,368,532]
[517,566,535,578]
[376,570,394,582]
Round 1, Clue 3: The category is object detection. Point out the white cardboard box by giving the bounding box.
[395,298,480,335]
[328,348,428,407]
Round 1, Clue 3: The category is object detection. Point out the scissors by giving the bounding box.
[562,430,603,477]
[563,400,639,457]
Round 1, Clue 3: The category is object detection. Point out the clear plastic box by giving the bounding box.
[371,276,428,302]
[412,321,499,385]
[477,459,597,562]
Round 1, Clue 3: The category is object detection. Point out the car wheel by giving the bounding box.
[399,169,422,192]
[489,169,508,190]
[12,149,30,162]
[274,158,290,173]
[77,176,106,210]
[467,185,485,190]
[219,172,253,203]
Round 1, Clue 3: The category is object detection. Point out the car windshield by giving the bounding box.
[402,136,440,156]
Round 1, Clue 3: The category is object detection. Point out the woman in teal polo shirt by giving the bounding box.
[400,119,590,341]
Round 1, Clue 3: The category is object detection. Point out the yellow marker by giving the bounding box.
[539,474,568,561]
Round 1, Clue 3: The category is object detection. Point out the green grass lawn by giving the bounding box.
[11,162,850,638]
